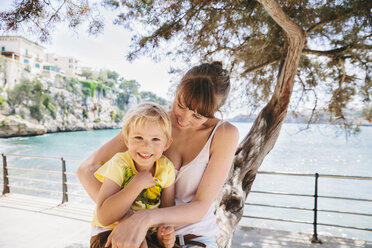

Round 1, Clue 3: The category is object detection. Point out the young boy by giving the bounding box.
[90,102,176,248]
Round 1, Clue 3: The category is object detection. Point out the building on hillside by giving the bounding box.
[0,36,44,89]
[0,36,83,90]
[45,53,81,76]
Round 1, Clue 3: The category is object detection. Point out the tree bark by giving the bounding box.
[215,0,306,247]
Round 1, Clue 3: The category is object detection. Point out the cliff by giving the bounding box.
[0,74,167,138]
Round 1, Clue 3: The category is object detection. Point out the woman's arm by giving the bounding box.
[96,171,155,226]
[77,132,127,203]
[157,184,176,248]
[160,184,174,208]
[151,122,239,225]
[108,122,239,247]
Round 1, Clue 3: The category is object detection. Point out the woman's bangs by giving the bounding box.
[178,79,216,118]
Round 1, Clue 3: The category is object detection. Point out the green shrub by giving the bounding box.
[80,80,98,97]
[0,95,5,108]
[116,92,129,109]
[82,108,88,118]
[29,104,43,121]
[6,79,55,121]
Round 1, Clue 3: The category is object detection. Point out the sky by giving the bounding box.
[0,0,177,100]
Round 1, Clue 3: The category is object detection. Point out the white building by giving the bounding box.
[0,36,45,89]
[0,36,82,90]
[45,53,81,76]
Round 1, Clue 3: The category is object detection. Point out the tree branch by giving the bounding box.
[306,16,342,34]
[216,0,306,247]
[303,44,372,58]
[296,76,319,132]
[305,5,356,35]
[242,58,281,75]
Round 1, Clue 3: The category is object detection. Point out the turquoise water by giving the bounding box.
[0,123,371,241]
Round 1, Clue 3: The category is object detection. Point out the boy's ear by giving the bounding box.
[123,137,129,147]
[164,138,173,151]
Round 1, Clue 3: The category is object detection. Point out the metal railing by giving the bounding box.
[1,153,85,204]
[1,153,372,243]
[244,171,372,243]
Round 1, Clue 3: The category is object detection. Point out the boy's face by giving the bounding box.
[124,121,170,171]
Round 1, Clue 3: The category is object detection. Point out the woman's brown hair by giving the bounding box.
[176,61,230,118]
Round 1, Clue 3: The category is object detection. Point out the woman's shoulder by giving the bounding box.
[213,120,239,142]
[217,120,239,132]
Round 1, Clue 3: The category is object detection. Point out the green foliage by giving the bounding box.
[94,118,101,123]
[0,0,103,42]
[6,79,57,120]
[1,0,370,128]
[0,95,5,108]
[140,91,168,106]
[109,108,124,123]
[108,0,370,128]
[7,78,42,104]
[81,69,95,80]
[96,82,110,97]
[106,70,119,81]
[119,80,140,95]
[82,108,89,118]
[116,92,129,109]
[64,77,80,94]
[81,87,91,99]
[28,104,43,120]
[42,94,57,119]
[80,76,114,98]
[80,80,98,97]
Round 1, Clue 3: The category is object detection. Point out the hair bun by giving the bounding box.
[212,61,223,68]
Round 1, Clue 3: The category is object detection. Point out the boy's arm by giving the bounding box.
[96,171,156,226]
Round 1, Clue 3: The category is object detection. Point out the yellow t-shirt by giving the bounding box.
[91,152,176,229]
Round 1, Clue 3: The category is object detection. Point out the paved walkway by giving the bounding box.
[1,193,371,248]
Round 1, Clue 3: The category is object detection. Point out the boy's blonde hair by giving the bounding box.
[121,102,172,142]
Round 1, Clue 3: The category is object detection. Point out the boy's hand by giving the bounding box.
[134,171,156,189]
[157,226,175,248]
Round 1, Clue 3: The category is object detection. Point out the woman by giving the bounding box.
[78,62,239,247]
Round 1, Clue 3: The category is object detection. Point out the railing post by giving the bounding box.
[2,154,10,194]
[61,157,68,204]
[311,173,322,243]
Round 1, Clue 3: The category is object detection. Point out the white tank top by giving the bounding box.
[174,120,223,236]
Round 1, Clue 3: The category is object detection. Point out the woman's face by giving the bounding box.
[172,98,209,129]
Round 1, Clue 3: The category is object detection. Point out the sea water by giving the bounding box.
[0,123,371,241]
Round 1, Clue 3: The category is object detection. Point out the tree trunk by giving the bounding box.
[215,0,306,247]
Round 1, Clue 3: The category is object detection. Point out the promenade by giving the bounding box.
[1,193,371,248]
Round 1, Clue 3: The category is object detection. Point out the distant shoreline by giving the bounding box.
[226,114,371,126]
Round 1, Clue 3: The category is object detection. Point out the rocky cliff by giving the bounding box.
[0,74,153,138]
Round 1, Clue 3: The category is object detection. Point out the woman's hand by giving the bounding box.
[157,226,175,248]
[106,210,151,248]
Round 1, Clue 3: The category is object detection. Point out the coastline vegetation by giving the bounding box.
[0,67,169,137]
